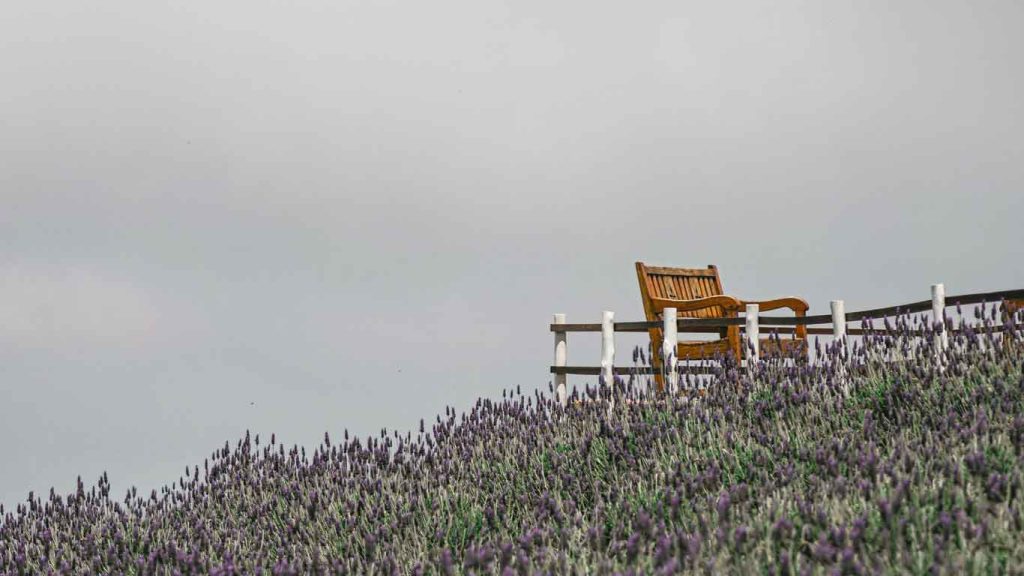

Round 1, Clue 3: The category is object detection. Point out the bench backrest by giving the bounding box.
[635,262,729,320]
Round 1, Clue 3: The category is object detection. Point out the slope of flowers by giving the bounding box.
[1,309,1023,575]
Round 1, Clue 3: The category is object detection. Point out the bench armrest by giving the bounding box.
[738,297,809,314]
[650,295,744,314]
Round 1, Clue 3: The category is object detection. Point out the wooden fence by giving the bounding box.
[549,285,1024,406]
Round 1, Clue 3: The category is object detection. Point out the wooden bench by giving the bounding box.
[635,262,810,390]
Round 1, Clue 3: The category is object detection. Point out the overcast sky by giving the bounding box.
[2,0,1022,509]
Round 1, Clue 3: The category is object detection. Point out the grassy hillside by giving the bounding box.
[2,311,1023,575]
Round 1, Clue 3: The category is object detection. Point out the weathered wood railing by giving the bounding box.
[550,285,1024,406]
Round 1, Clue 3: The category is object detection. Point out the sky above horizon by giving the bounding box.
[2,0,1022,509]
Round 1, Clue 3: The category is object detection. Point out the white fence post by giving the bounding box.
[932,284,947,352]
[830,300,849,396]
[745,304,760,363]
[600,311,615,391]
[831,300,846,358]
[830,300,846,340]
[553,313,567,407]
[662,307,679,395]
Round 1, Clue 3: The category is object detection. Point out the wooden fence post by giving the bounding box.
[662,307,678,394]
[932,284,947,352]
[553,313,567,407]
[600,311,615,391]
[745,304,760,363]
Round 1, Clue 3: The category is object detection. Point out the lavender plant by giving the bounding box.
[1,306,1022,575]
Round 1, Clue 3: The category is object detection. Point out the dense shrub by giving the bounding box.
[2,307,1023,574]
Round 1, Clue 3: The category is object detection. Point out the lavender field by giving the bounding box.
[2,308,1023,575]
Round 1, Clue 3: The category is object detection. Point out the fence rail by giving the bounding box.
[549,288,1024,332]
[548,284,1024,406]
[551,365,721,376]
